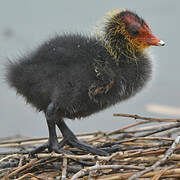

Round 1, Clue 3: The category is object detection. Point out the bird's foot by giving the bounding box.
[29,140,71,156]
[56,120,108,156]
[61,135,108,156]
[29,138,108,156]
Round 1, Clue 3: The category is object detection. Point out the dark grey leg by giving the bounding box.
[45,103,60,152]
[30,103,108,156]
[56,120,108,156]
[30,103,69,155]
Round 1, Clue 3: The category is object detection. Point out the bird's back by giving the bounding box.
[6,34,103,111]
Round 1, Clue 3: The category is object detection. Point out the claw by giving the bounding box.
[29,141,72,155]
[67,137,108,156]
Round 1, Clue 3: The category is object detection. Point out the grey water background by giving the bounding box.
[0,0,179,138]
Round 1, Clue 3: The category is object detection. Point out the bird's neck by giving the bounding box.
[102,33,145,65]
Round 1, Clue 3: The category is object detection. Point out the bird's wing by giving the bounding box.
[88,59,115,100]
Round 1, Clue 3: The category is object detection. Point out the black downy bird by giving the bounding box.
[6,9,165,155]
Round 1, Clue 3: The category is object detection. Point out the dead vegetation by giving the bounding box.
[0,113,180,180]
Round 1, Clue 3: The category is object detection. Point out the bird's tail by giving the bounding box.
[5,60,29,95]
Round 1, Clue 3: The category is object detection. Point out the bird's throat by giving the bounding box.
[103,34,143,65]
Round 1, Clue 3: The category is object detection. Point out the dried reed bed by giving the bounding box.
[0,113,180,180]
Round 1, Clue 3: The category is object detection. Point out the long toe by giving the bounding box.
[29,141,71,155]
[30,142,49,155]
[51,145,72,155]
[67,138,108,156]
[56,120,108,155]
[58,138,67,149]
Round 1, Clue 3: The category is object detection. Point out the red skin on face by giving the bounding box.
[122,13,161,48]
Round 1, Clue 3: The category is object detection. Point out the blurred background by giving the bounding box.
[0,0,179,138]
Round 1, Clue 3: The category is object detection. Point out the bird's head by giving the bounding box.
[103,9,164,59]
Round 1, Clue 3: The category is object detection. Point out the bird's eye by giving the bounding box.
[126,24,140,37]
[129,28,139,36]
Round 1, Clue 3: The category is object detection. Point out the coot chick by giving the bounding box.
[6,10,164,155]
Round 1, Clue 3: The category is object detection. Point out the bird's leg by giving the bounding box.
[56,120,108,156]
[30,103,108,156]
[30,103,69,155]
[45,103,62,153]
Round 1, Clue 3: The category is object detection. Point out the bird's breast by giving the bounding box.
[95,60,152,107]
